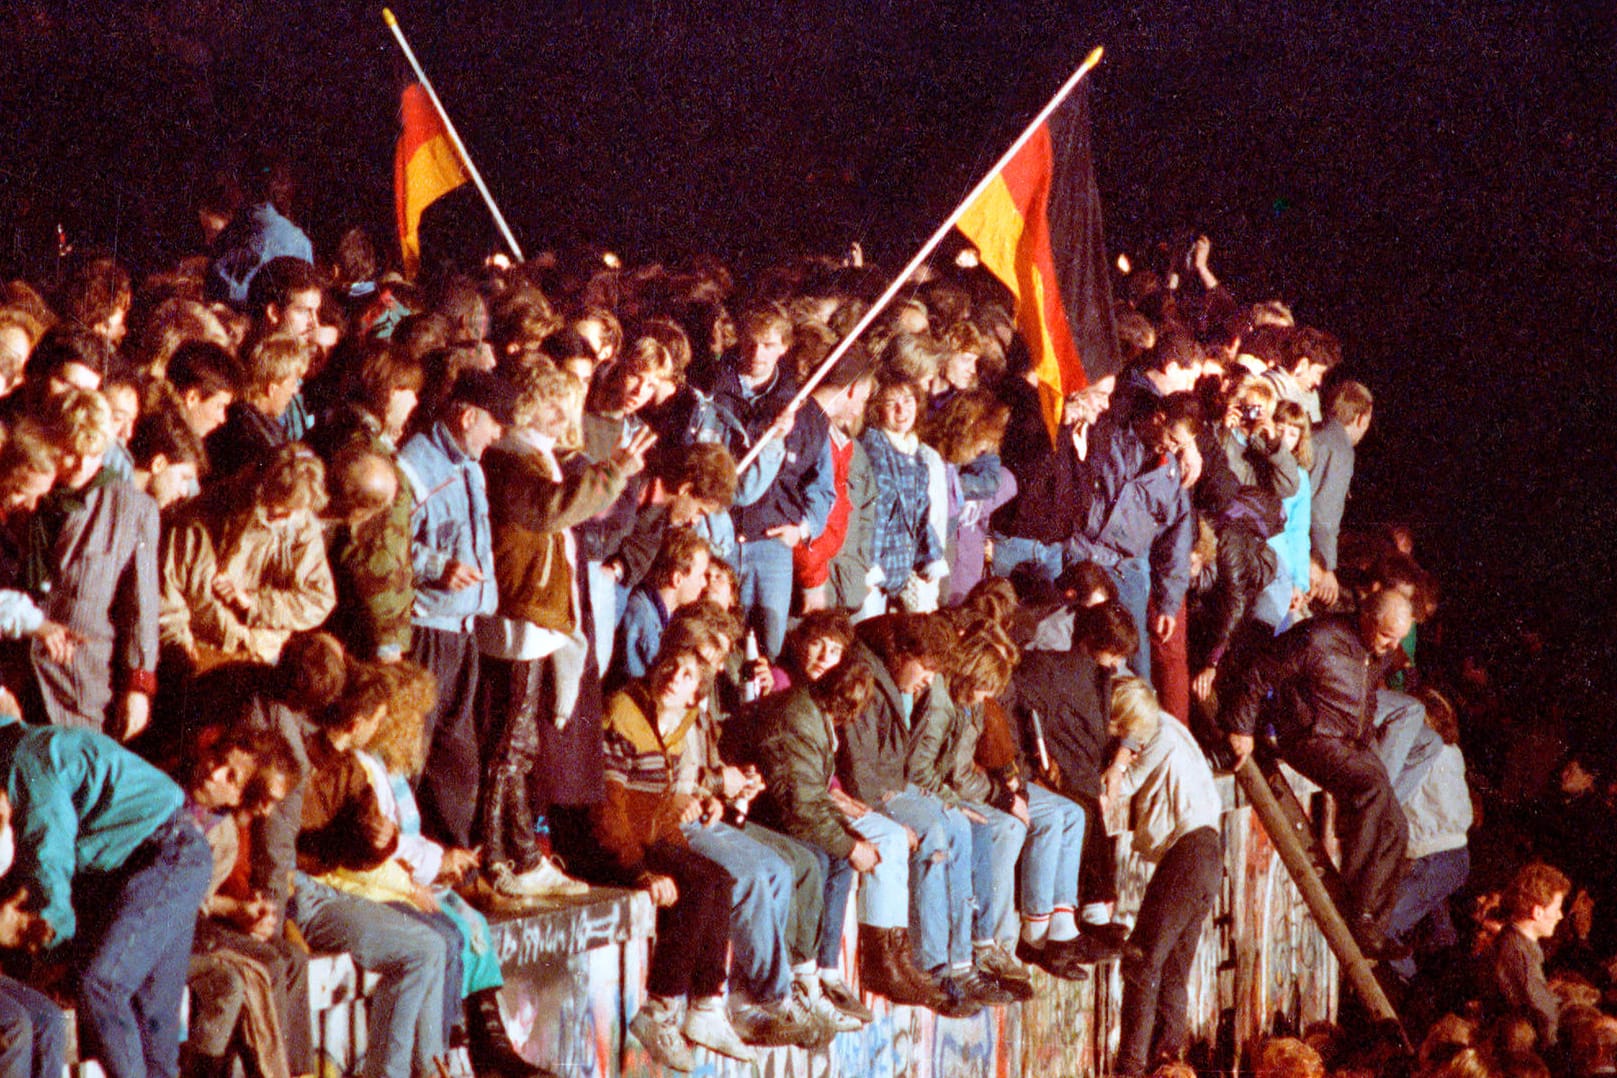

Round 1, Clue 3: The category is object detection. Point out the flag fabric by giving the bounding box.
[956,82,1119,434]
[395,83,468,275]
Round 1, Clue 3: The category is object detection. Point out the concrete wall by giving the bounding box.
[474,774,1338,1078]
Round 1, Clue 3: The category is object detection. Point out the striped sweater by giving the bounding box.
[584,685,700,883]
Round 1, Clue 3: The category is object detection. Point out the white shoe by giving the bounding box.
[683,998,757,1063]
[493,857,590,898]
[797,980,862,1033]
[630,998,695,1072]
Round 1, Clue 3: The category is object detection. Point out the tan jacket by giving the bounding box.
[161,500,336,663]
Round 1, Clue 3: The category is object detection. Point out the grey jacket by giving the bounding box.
[828,439,877,611]
[32,482,160,730]
[1308,420,1356,571]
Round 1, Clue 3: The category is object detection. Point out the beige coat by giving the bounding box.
[161,501,336,664]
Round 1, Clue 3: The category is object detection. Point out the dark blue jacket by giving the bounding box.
[710,366,833,543]
[1067,418,1194,614]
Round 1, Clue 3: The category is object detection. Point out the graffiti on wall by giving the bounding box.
[424,785,1343,1078]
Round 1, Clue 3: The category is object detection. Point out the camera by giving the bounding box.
[1240,403,1265,424]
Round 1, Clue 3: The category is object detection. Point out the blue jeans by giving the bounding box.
[0,976,66,1078]
[1108,555,1153,679]
[76,808,213,1078]
[740,824,826,970]
[683,821,793,1003]
[289,874,447,1078]
[817,846,856,969]
[1387,847,1470,978]
[880,788,973,974]
[849,810,910,930]
[965,800,1026,947]
[1021,784,1087,919]
[387,905,464,1047]
[739,537,795,658]
[991,535,1065,583]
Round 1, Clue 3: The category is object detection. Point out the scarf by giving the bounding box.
[22,467,116,594]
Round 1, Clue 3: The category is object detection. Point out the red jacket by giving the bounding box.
[793,431,854,589]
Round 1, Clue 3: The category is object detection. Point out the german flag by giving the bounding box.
[956,81,1119,435]
[395,83,469,276]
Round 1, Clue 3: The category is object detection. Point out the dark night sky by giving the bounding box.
[2,1,1615,660]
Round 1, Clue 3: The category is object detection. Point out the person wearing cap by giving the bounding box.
[396,369,518,848]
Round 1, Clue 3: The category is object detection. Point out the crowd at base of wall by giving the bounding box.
[56,774,1337,1078]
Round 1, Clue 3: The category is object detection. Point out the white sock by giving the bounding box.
[792,961,820,998]
[1049,907,1080,943]
[645,994,683,1021]
[1080,902,1112,926]
[1021,914,1050,947]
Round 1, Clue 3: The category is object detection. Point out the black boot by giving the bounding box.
[466,988,556,1078]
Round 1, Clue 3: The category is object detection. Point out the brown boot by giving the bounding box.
[858,925,946,1008]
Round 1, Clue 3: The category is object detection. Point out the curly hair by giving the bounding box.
[367,661,438,777]
[923,389,1009,465]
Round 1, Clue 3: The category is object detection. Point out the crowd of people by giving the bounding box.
[0,152,1600,1078]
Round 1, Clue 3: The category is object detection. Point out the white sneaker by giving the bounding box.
[683,998,757,1063]
[629,998,695,1072]
[493,857,590,898]
[796,979,862,1033]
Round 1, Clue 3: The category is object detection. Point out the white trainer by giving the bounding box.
[683,998,757,1063]
[492,857,590,898]
[629,998,695,1072]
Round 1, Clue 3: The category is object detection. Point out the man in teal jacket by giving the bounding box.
[0,711,215,1078]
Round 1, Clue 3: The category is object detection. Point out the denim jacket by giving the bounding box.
[398,423,498,632]
[1066,420,1193,614]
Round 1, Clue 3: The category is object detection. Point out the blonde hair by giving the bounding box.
[1193,516,1218,569]
[242,333,310,397]
[0,420,59,487]
[1230,373,1279,413]
[255,444,329,514]
[1274,400,1315,469]
[368,661,437,777]
[1109,676,1162,748]
[879,331,944,385]
[510,358,584,449]
[45,387,112,457]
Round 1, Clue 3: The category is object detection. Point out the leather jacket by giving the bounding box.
[1222,614,1398,743]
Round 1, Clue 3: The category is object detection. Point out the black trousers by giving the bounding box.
[1280,733,1410,926]
[640,841,735,1002]
[1117,827,1222,1076]
[474,654,546,871]
[409,627,483,849]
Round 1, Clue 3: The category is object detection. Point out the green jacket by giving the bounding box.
[909,692,996,807]
[749,687,857,859]
[835,635,950,805]
[311,408,414,660]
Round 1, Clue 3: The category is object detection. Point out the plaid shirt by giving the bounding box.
[860,428,944,591]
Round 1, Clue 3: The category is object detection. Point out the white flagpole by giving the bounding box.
[384,8,525,264]
[734,45,1104,474]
